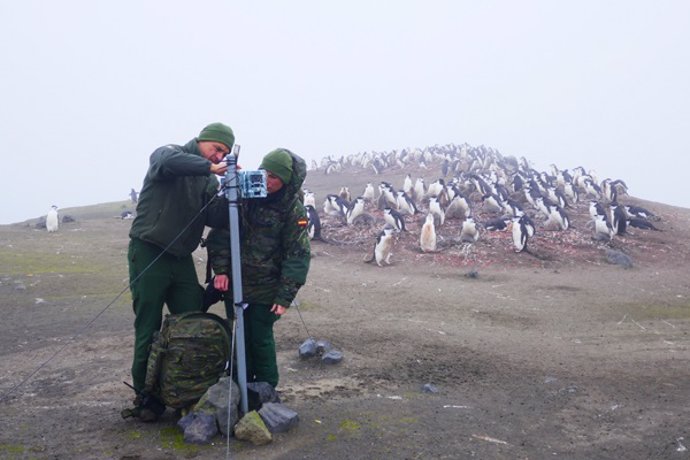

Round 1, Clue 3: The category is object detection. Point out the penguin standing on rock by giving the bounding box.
[46,205,59,232]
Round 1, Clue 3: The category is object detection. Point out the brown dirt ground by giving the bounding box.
[1,164,690,460]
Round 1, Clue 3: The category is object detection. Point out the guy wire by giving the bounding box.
[0,189,225,403]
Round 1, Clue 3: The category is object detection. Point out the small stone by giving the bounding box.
[315,339,333,354]
[234,411,272,446]
[299,338,317,358]
[259,403,299,433]
[322,349,343,364]
[183,413,218,444]
[421,383,438,393]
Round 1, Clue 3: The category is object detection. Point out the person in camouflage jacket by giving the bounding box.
[206,148,311,388]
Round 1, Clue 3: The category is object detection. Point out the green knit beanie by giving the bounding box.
[198,122,235,149]
[260,149,293,184]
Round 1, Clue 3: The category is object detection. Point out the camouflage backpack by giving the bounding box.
[143,312,231,409]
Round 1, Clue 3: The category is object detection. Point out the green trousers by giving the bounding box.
[225,301,280,387]
[128,238,203,391]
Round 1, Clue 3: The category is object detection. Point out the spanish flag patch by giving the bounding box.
[297,217,309,228]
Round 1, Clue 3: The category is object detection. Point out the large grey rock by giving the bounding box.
[194,376,241,436]
[234,410,272,445]
[182,413,218,444]
[606,248,633,269]
[322,349,343,364]
[259,403,299,433]
[299,338,317,358]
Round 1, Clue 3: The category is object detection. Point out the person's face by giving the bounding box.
[265,171,284,194]
[198,141,230,164]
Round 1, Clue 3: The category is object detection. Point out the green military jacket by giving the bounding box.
[129,139,226,257]
[206,150,310,307]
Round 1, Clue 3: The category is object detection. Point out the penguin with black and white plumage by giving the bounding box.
[46,205,59,232]
[324,194,349,219]
[378,182,398,210]
[395,191,417,215]
[428,196,445,226]
[624,205,657,221]
[511,215,531,253]
[481,192,504,214]
[628,217,661,231]
[609,202,627,236]
[305,204,322,240]
[503,199,524,218]
[403,173,413,196]
[484,216,511,231]
[426,178,445,198]
[564,182,579,205]
[384,207,406,232]
[364,225,395,267]
[546,204,570,231]
[346,197,366,225]
[303,189,316,208]
[420,213,437,252]
[361,183,376,203]
[593,214,614,241]
[445,193,471,220]
[460,217,480,243]
[589,200,607,220]
[412,177,426,204]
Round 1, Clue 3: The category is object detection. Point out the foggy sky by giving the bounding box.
[1,1,689,224]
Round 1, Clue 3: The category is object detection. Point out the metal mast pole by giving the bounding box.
[224,146,248,415]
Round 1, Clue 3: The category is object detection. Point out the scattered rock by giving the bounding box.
[259,402,299,433]
[299,338,317,358]
[422,383,438,393]
[315,339,333,354]
[61,215,76,223]
[180,413,218,444]
[322,349,343,364]
[193,376,241,437]
[464,269,479,278]
[606,248,633,268]
[234,410,272,445]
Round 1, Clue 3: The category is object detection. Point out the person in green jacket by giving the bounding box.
[206,148,311,389]
[127,123,234,420]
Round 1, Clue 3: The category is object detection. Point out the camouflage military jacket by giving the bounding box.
[206,152,310,307]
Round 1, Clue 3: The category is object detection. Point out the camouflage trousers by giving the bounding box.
[225,301,281,388]
[128,238,203,391]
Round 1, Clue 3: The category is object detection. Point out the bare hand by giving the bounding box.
[210,161,229,175]
[270,304,287,316]
[214,274,229,292]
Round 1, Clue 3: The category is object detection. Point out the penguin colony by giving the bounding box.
[306,144,662,267]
